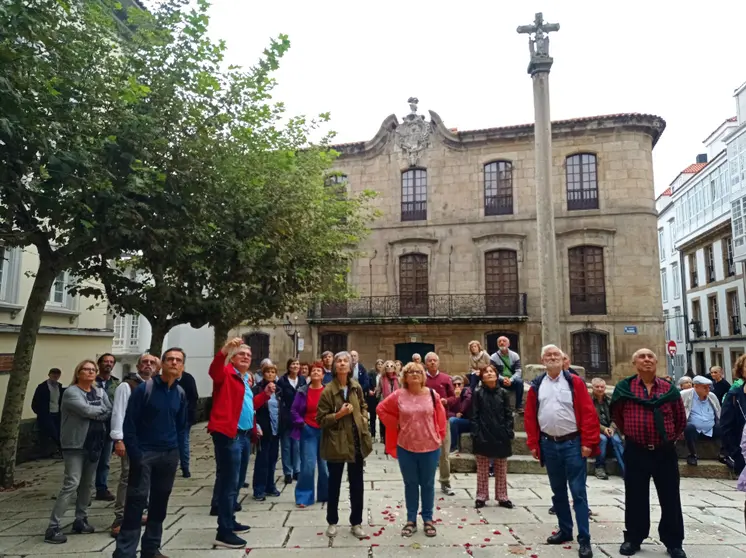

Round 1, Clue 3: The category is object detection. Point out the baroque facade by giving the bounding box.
[240,102,667,382]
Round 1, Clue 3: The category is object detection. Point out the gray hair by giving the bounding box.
[333,351,351,377]
[225,344,252,366]
[591,377,606,387]
[424,351,439,363]
[321,350,334,359]
[677,376,693,387]
[541,344,561,359]
[631,348,657,362]
[137,352,155,366]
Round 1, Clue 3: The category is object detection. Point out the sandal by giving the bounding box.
[423,521,436,537]
[401,522,417,537]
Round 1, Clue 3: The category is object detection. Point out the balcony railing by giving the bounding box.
[311,293,528,323]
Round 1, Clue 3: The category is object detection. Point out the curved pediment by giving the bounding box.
[331,114,399,158]
[388,237,439,247]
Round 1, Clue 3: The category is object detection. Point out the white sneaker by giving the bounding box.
[325,524,338,537]
[351,524,366,539]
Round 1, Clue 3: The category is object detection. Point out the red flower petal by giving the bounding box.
[493,530,501,535]
[316,532,323,535]
[364,536,371,540]
[483,538,490,542]
[293,546,300,549]
[461,518,467,521]
[436,506,441,510]
[458,526,463,529]
[563,546,572,550]
[372,544,379,547]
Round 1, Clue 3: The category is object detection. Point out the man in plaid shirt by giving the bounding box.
[611,349,687,558]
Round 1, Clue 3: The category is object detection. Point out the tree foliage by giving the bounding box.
[80,0,375,354]
[0,0,373,486]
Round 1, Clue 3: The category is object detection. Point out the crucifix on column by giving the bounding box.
[517,12,561,346]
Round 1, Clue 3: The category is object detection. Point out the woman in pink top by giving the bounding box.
[377,362,447,538]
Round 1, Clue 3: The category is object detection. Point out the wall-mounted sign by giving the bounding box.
[623,326,638,335]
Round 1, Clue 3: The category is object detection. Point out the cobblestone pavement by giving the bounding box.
[1,425,745,557]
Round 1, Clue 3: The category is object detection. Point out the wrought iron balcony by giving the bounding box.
[731,315,741,336]
[309,294,528,324]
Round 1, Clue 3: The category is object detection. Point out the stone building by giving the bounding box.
[240,101,667,382]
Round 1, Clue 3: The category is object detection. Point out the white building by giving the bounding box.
[111,315,216,398]
[659,80,746,381]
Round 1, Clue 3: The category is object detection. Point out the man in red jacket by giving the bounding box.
[424,352,456,496]
[208,338,270,550]
[525,344,599,558]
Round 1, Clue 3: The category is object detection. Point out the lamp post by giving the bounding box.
[283,315,299,359]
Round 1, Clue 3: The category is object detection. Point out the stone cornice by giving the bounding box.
[388,237,439,247]
[331,112,666,158]
[555,227,617,238]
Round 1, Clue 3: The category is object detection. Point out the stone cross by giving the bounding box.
[517,12,560,67]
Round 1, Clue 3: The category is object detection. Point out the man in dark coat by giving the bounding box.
[350,351,370,392]
[31,368,64,453]
[178,370,199,477]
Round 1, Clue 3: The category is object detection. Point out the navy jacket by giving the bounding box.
[123,375,187,460]
[353,363,370,392]
[276,373,307,434]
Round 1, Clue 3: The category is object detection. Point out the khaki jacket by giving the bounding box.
[317,378,373,463]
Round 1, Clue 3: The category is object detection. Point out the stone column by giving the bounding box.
[518,13,561,346]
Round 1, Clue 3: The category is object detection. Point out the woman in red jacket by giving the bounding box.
[377,362,447,538]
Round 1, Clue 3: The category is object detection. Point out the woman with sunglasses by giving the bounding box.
[448,375,473,454]
[377,362,447,538]
[375,360,400,442]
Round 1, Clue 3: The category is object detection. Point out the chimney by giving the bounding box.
[696,153,708,164]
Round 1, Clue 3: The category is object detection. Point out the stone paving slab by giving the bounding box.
[254,549,368,558]
[163,526,289,550]
[479,505,548,524]
[599,544,746,557]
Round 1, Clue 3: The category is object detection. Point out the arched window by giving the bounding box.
[243,332,269,371]
[485,250,519,314]
[572,330,609,376]
[401,169,427,221]
[484,161,513,215]
[568,246,606,314]
[566,153,599,210]
[399,253,428,315]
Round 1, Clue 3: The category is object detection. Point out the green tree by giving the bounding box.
[0,0,158,486]
[84,2,375,355]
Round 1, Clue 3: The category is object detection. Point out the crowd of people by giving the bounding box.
[33,335,746,558]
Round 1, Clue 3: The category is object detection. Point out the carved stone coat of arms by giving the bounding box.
[395,97,431,167]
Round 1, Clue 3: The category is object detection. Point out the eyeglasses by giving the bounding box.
[80,367,97,373]
[453,383,463,387]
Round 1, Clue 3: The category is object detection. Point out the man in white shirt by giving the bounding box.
[524,345,599,558]
[681,376,722,466]
[109,353,157,537]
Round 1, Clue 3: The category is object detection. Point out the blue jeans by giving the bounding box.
[237,432,251,491]
[397,446,440,523]
[504,379,524,410]
[541,437,590,544]
[295,425,328,506]
[178,425,191,473]
[596,432,625,476]
[95,438,113,492]
[449,417,471,452]
[253,434,280,498]
[281,431,301,477]
[112,449,178,558]
[211,432,241,535]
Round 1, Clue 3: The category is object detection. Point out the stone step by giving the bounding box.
[458,432,723,460]
[449,453,733,479]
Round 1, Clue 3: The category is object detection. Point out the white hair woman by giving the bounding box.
[317,351,373,539]
[377,362,447,538]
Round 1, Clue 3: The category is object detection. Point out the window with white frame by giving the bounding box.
[668,219,676,253]
[0,247,6,301]
[664,310,670,340]
[0,246,20,304]
[673,306,682,340]
[658,229,665,261]
[661,268,668,303]
[48,272,69,306]
[732,195,746,252]
[113,316,125,349]
[128,315,140,348]
[672,262,680,299]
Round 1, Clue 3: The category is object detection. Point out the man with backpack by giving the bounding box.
[109,353,158,538]
[113,348,188,558]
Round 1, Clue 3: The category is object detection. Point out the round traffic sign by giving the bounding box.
[667,340,677,357]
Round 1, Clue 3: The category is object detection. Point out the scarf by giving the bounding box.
[610,375,681,442]
[381,374,399,398]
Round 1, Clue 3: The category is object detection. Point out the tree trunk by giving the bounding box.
[148,319,170,358]
[0,259,58,487]
[212,321,232,355]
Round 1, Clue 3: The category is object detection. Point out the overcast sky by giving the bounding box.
[208,0,745,195]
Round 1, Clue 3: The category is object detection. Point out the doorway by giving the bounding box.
[486,331,520,356]
[395,342,435,364]
[695,350,706,376]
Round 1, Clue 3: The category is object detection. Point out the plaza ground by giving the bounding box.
[0,425,745,557]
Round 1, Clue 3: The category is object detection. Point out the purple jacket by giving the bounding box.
[447,387,473,419]
[289,384,310,441]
